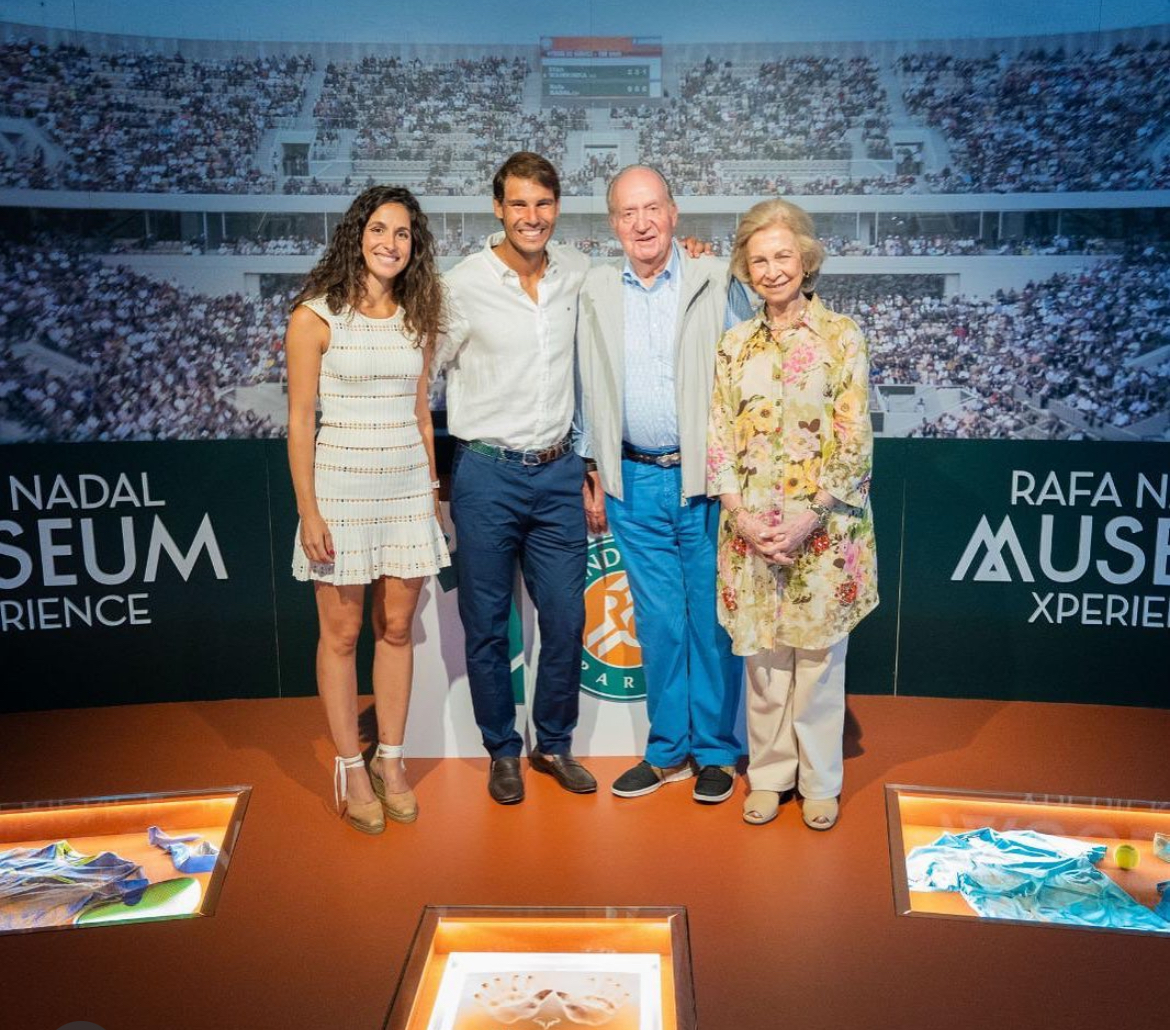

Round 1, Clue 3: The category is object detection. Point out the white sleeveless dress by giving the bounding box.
[291,296,450,584]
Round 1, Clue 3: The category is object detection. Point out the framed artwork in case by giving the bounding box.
[384,906,695,1030]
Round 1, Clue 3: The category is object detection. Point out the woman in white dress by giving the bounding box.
[287,186,450,834]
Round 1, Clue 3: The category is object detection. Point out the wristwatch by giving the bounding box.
[809,500,832,526]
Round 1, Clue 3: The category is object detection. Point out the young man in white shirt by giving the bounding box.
[438,152,595,804]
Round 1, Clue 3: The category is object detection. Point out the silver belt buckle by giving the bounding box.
[522,449,542,466]
[655,452,680,467]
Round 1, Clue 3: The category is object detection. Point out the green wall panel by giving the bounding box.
[894,441,1170,706]
[0,441,278,710]
[842,437,906,696]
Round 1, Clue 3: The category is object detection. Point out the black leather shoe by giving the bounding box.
[488,757,524,804]
[530,750,597,794]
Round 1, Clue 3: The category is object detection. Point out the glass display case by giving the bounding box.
[383,906,695,1030]
[886,784,1170,936]
[0,786,249,934]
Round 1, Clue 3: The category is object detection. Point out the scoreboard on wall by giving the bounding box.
[540,36,663,100]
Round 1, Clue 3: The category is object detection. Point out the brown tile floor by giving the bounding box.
[1,695,1167,1030]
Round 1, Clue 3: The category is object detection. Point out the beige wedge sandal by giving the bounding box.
[369,743,419,824]
[334,754,385,835]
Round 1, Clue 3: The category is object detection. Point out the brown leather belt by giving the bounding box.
[462,434,573,466]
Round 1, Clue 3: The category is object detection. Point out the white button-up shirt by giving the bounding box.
[438,232,589,451]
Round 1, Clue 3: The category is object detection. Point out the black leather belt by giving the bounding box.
[462,434,572,466]
[622,443,681,468]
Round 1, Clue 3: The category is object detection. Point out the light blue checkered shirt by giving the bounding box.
[621,243,681,449]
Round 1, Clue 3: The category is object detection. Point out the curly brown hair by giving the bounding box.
[292,185,444,347]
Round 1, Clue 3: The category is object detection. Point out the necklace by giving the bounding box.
[765,302,807,337]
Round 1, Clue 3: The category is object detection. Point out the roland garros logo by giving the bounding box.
[580,534,646,701]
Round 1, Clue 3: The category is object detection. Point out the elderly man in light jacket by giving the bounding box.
[577,165,751,803]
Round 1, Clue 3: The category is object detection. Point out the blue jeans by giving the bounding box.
[607,458,742,768]
[451,443,587,759]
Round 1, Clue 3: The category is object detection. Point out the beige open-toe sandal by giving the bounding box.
[742,789,781,826]
[801,796,839,831]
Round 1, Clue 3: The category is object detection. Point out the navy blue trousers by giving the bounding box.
[451,444,587,759]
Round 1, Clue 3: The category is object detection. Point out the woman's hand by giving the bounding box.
[299,512,334,564]
[771,510,820,558]
[734,510,791,565]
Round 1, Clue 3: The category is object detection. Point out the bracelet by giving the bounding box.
[727,505,746,526]
[431,479,441,490]
[809,500,831,525]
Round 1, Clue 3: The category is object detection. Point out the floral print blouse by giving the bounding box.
[707,295,878,653]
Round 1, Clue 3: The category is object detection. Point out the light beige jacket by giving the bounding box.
[576,254,735,501]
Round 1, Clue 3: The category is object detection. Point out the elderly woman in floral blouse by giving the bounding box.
[707,198,877,831]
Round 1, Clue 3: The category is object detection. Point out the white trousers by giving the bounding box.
[744,638,848,800]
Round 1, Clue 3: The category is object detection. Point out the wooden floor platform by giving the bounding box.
[1,694,1167,1030]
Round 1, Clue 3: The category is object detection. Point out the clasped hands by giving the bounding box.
[736,508,820,565]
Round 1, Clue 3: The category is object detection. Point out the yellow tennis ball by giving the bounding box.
[1115,844,1140,870]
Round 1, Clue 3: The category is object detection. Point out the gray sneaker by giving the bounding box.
[611,759,693,798]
